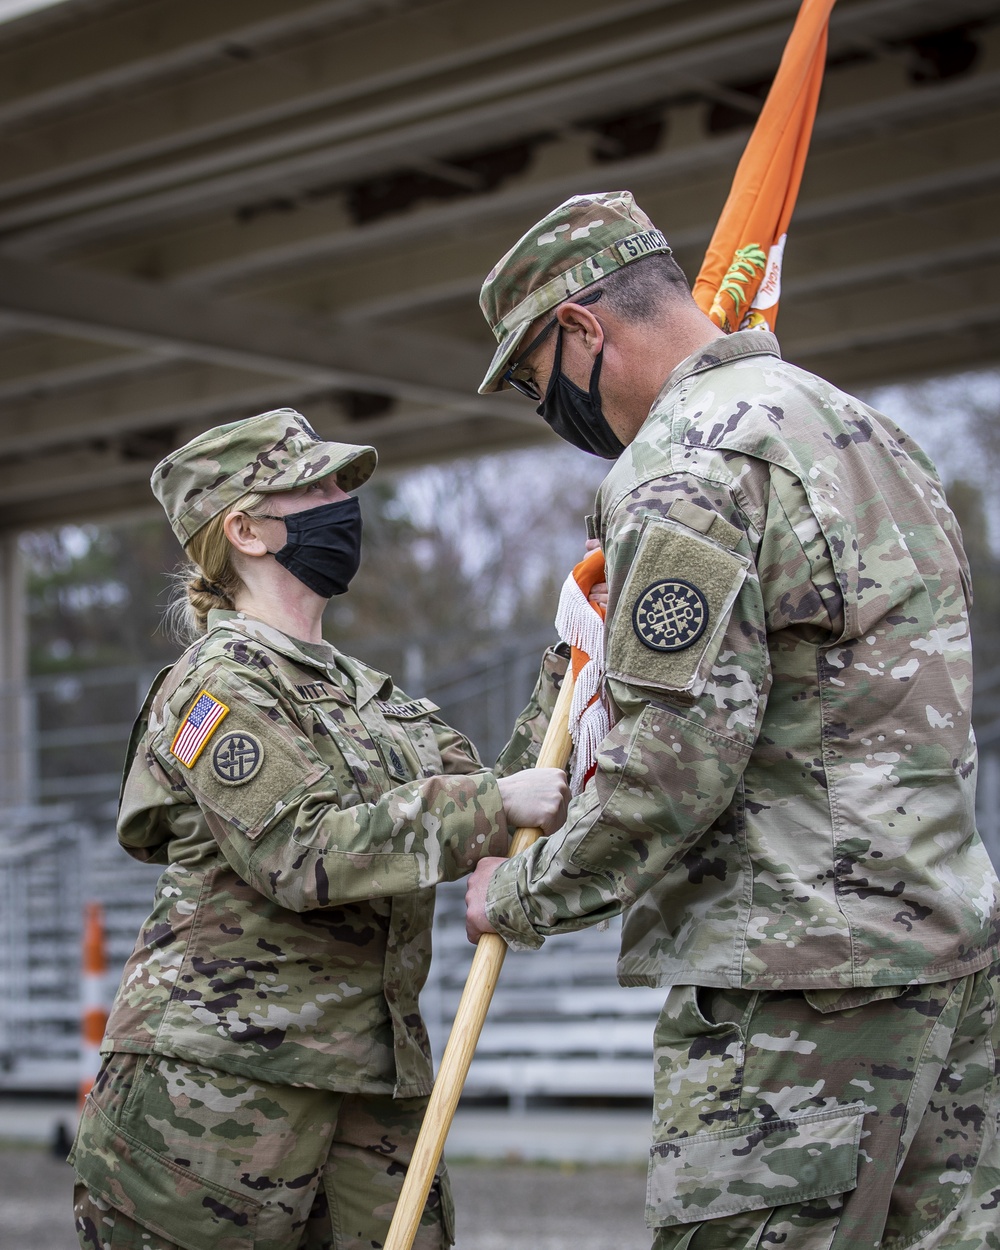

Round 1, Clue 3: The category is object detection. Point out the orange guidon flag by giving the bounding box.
[555,548,608,793]
[557,0,836,793]
[692,0,836,333]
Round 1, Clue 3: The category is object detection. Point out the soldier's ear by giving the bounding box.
[556,302,604,357]
[223,510,271,559]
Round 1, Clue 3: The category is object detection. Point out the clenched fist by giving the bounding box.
[496,767,570,835]
[465,857,505,944]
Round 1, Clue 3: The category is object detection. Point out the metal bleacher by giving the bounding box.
[0,810,659,1105]
[0,808,160,1090]
[0,641,660,1106]
[8,643,1000,1103]
[427,882,657,1111]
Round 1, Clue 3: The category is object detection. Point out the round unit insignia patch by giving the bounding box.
[632,579,709,652]
[211,731,264,785]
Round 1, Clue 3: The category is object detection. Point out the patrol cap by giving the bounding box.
[152,408,377,546]
[478,190,671,394]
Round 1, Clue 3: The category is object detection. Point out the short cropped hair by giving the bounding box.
[590,252,692,321]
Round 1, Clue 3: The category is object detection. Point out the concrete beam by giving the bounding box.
[5,0,983,257]
[0,162,997,429]
[250,145,1000,327]
[0,0,791,230]
[0,0,397,129]
[0,361,317,457]
[0,0,667,135]
[791,301,1000,366]
[99,70,1000,298]
[2,228,997,470]
[798,312,1000,392]
[0,253,528,424]
[0,344,158,404]
[0,406,553,531]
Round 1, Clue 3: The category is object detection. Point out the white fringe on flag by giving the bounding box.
[555,569,610,794]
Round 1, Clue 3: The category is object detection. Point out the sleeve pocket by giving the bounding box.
[607,516,749,698]
[156,668,329,841]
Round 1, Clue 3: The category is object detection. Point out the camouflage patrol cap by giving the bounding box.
[478,190,671,394]
[152,408,377,546]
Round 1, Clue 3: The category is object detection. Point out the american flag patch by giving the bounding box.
[170,690,230,767]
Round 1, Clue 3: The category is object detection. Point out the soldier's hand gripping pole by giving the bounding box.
[383,669,576,1250]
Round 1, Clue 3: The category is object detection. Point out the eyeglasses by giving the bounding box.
[501,288,603,401]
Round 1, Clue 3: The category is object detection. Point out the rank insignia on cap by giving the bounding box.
[212,731,264,785]
[633,580,709,652]
[171,690,230,767]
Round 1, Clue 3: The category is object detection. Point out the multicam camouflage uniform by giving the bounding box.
[72,410,511,1250]
[107,611,505,1092]
[478,196,1000,1246]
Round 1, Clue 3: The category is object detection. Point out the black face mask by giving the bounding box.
[536,329,626,460]
[266,496,362,599]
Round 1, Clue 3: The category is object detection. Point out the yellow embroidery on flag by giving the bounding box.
[170,689,230,768]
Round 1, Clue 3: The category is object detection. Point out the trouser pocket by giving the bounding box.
[71,1053,263,1250]
[647,985,867,1236]
[647,1101,867,1231]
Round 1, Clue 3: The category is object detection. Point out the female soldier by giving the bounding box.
[71,408,568,1250]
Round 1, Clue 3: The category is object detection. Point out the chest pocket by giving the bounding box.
[303,693,397,805]
[373,698,444,781]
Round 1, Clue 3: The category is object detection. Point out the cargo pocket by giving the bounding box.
[646,986,868,1239]
[646,1100,866,1232]
[70,1054,260,1250]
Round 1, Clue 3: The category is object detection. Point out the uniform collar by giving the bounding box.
[205,609,391,706]
[656,329,781,406]
[331,653,393,707]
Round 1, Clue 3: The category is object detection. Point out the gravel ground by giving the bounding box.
[449,1158,650,1250]
[0,1144,651,1250]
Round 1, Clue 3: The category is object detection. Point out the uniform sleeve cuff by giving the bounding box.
[485,858,544,952]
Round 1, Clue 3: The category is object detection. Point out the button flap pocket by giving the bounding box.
[73,1094,259,1250]
[158,667,329,840]
[646,1102,867,1229]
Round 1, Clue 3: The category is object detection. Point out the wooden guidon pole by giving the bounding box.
[384,671,576,1250]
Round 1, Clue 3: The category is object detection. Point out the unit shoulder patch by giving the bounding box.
[632,579,708,652]
[161,665,329,839]
[211,730,265,785]
[608,517,749,696]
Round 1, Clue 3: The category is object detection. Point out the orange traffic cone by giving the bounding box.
[79,901,109,1105]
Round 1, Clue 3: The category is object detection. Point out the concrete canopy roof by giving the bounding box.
[0,0,997,531]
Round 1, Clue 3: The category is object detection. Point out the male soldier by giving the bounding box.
[465,191,1000,1247]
